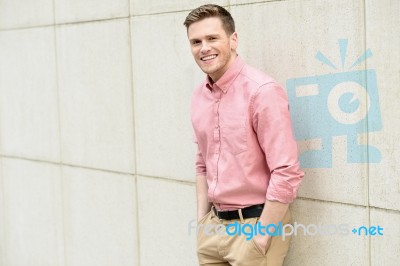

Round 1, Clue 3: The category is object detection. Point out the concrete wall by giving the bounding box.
[0,0,398,265]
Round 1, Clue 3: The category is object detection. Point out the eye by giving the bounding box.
[191,40,201,45]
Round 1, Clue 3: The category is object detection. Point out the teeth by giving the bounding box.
[201,55,217,61]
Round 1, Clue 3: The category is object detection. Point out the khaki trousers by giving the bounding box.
[197,208,292,266]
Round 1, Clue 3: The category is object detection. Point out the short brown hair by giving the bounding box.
[183,4,235,35]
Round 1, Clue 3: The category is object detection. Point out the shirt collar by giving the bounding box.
[205,56,245,93]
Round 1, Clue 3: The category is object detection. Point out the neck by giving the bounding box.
[209,54,238,82]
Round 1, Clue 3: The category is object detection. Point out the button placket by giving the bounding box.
[210,87,222,203]
[213,88,222,157]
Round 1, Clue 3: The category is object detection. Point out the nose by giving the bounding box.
[200,41,210,54]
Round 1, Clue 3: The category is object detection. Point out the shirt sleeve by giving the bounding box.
[252,82,304,203]
[193,134,207,177]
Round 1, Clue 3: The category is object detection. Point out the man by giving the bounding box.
[184,4,304,266]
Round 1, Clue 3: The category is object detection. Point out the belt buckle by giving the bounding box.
[212,206,221,220]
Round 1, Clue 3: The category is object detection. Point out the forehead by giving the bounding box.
[187,17,225,39]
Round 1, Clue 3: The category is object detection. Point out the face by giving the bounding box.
[188,17,238,82]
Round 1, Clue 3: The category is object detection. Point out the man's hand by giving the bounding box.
[253,234,272,255]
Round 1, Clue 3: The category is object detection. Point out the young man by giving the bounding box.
[184,4,304,266]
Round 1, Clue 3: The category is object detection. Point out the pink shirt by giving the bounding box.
[191,56,304,210]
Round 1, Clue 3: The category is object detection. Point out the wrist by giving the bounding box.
[256,234,270,245]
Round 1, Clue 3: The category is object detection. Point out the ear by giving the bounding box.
[230,32,238,51]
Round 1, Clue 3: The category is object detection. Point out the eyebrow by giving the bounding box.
[189,34,221,43]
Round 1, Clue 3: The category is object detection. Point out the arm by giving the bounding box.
[196,175,211,221]
[252,83,304,251]
[194,141,211,221]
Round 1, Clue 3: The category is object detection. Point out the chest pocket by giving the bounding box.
[221,117,248,155]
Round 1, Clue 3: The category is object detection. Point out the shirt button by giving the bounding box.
[215,99,220,103]
[215,125,219,129]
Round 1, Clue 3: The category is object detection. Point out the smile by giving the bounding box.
[201,54,217,61]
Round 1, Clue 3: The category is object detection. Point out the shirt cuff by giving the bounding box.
[266,178,299,204]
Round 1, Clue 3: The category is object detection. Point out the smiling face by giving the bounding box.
[188,17,238,82]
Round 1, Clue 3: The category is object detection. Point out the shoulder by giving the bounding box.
[237,63,286,100]
[192,80,208,98]
[237,64,288,112]
[239,63,276,88]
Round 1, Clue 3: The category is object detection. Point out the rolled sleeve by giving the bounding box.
[252,83,304,203]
